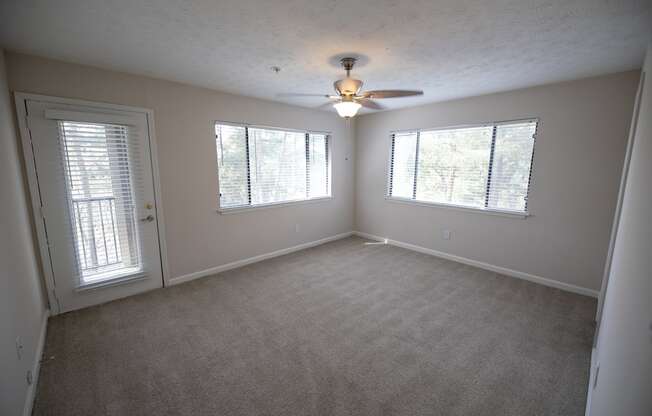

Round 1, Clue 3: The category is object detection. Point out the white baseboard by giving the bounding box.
[168,232,354,286]
[354,231,599,298]
[167,229,598,298]
[23,309,50,416]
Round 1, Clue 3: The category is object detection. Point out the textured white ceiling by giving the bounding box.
[1,0,650,112]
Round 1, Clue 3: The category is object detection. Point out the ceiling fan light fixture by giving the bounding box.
[279,56,422,116]
[333,101,361,118]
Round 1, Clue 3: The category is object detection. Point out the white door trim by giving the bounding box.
[594,71,646,335]
[14,92,170,315]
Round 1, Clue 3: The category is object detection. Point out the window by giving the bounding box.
[388,119,537,214]
[215,123,331,210]
[59,121,142,285]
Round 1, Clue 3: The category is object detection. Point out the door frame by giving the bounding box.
[593,71,645,340]
[14,92,170,315]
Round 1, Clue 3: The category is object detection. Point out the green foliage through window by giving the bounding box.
[216,124,330,209]
[388,120,537,213]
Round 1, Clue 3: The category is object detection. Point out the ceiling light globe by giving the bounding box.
[333,101,361,118]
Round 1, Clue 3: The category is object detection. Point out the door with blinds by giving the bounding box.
[23,98,163,313]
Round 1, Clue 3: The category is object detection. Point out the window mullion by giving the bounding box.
[412,131,420,200]
[524,126,538,212]
[484,125,498,208]
[325,135,330,195]
[388,134,396,196]
[305,133,310,199]
[245,126,252,206]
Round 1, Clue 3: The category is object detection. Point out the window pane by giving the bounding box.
[390,132,417,198]
[248,128,307,205]
[416,126,492,207]
[216,124,249,208]
[59,121,141,285]
[487,122,537,212]
[308,133,329,198]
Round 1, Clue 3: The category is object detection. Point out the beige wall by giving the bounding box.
[588,46,651,416]
[354,71,639,293]
[0,50,48,416]
[2,51,638,295]
[5,52,355,280]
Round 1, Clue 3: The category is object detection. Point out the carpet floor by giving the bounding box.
[33,237,596,415]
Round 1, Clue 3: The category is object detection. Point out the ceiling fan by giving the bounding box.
[281,57,424,118]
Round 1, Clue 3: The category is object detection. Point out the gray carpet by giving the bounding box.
[33,237,596,415]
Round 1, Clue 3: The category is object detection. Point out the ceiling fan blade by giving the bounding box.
[360,90,424,99]
[276,93,333,98]
[356,98,385,110]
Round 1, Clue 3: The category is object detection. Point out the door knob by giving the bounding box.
[140,215,155,222]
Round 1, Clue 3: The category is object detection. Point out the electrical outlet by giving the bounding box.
[442,230,451,240]
[15,337,23,360]
[295,224,300,233]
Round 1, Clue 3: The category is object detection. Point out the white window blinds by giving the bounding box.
[388,131,418,199]
[388,119,537,214]
[215,124,248,207]
[216,123,331,209]
[59,121,143,285]
[486,122,537,212]
[307,133,330,199]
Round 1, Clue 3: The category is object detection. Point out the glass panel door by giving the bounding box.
[24,98,163,313]
[59,121,142,285]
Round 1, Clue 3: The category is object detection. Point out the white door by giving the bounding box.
[23,98,164,313]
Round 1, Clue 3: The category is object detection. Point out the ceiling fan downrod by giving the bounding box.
[340,57,356,77]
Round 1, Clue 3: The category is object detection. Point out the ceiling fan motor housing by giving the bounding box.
[334,57,362,96]
[334,78,363,96]
[340,57,356,71]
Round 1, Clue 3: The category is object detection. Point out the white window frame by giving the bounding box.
[214,121,333,214]
[385,118,538,219]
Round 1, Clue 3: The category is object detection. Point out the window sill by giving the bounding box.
[76,271,147,292]
[217,196,333,215]
[385,196,530,219]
